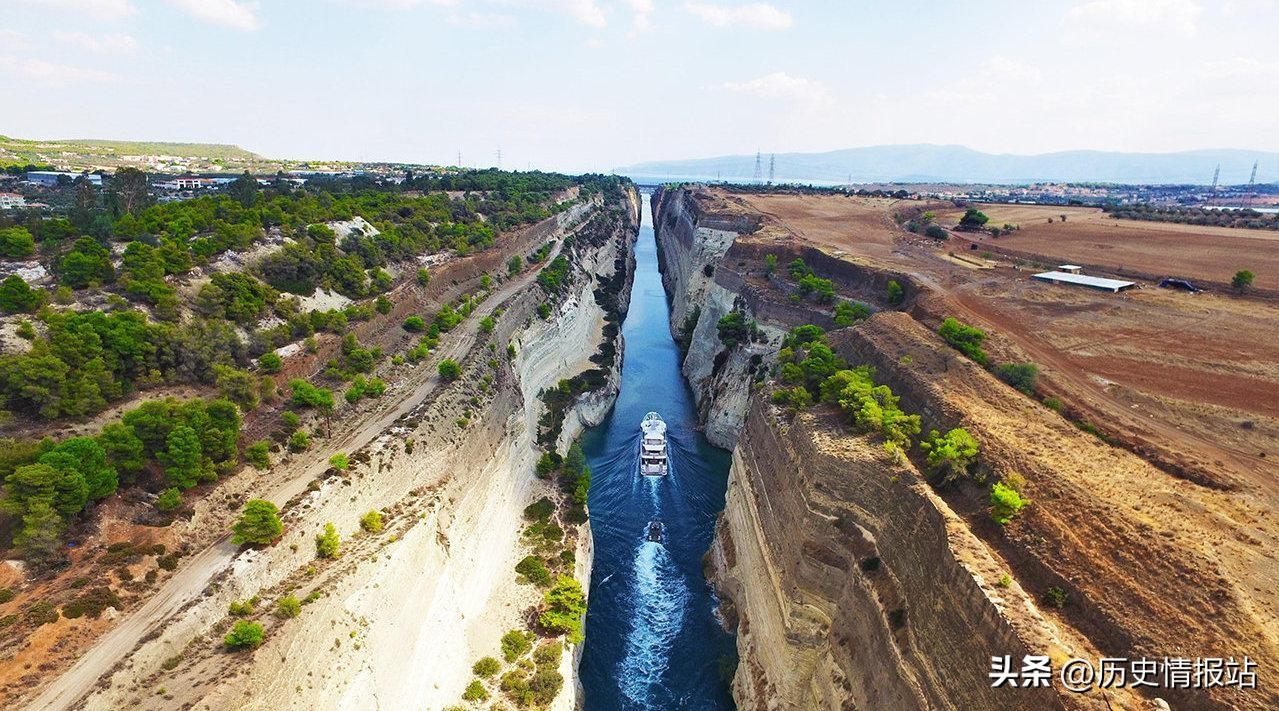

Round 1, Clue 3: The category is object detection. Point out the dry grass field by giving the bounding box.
[937,203,1279,290]
[714,189,1279,492]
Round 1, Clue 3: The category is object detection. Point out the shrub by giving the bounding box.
[360,510,383,533]
[1042,397,1063,412]
[539,576,586,643]
[534,453,556,479]
[763,254,777,275]
[280,410,301,432]
[716,311,759,349]
[937,316,988,366]
[771,385,812,413]
[1043,586,1069,608]
[416,268,430,286]
[155,487,182,512]
[995,362,1038,395]
[508,254,523,275]
[529,667,564,705]
[537,302,551,319]
[0,275,41,313]
[832,300,869,327]
[258,352,283,373]
[229,599,255,616]
[231,499,282,546]
[480,315,495,334]
[797,273,835,303]
[462,680,489,702]
[820,368,920,448]
[534,641,562,666]
[329,453,349,471]
[920,428,980,486]
[224,620,265,650]
[473,656,501,677]
[276,595,301,619]
[523,497,555,521]
[959,208,989,228]
[289,380,334,411]
[990,482,1029,524]
[288,429,310,453]
[61,586,121,619]
[403,315,426,332]
[1232,269,1255,291]
[315,523,340,559]
[438,359,462,381]
[516,555,553,587]
[924,224,948,240]
[245,440,271,469]
[501,629,532,662]
[886,279,904,305]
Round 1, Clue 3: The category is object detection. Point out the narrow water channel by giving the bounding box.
[579,192,736,709]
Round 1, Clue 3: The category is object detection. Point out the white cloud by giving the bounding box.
[683,2,792,29]
[6,56,119,84]
[166,0,262,31]
[53,31,140,54]
[449,10,518,27]
[624,0,655,33]
[524,0,606,27]
[723,72,830,104]
[1064,0,1202,37]
[16,0,136,20]
[0,30,31,51]
[980,55,1042,83]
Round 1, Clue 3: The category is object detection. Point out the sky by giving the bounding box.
[1,0,1278,172]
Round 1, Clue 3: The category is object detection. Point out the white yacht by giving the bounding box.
[639,412,668,476]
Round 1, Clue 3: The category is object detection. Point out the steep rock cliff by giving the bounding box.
[67,187,640,711]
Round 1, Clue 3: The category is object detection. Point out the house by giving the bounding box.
[25,171,103,186]
[0,192,26,209]
[1032,270,1136,293]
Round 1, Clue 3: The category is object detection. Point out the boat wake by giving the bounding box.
[617,540,690,708]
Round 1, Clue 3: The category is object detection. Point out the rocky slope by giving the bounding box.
[25,187,639,711]
[654,185,1278,711]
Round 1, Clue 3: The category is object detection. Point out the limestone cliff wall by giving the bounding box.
[707,399,1067,711]
[73,187,640,711]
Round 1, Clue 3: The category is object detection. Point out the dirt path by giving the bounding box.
[26,237,569,711]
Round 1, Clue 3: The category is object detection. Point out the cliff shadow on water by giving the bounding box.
[580,192,737,710]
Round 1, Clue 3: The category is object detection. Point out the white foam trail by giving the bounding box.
[617,541,689,707]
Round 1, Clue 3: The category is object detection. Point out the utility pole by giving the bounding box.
[768,154,775,185]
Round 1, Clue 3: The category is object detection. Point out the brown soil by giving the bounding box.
[716,189,1279,494]
[936,203,1279,290]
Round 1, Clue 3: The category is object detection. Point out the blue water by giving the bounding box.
[579,193,736,710]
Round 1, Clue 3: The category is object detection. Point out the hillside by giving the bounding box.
[621,144,1279,185]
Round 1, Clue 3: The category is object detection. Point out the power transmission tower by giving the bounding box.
[768,154,775,185]
[1248,160,1259,206]
[1210,163,1220,201]
[753,151,762,183]
[456,150,462,168]
[496,148,502,170]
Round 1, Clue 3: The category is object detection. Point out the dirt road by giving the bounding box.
[26,235,570,711]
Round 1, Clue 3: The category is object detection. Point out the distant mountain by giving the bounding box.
[619,144,1279,186]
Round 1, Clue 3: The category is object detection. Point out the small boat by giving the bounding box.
[647,520,664,543]
[640,412,668,477]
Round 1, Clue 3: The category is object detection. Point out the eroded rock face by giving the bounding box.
[654,185,1279,711]
[707,401,1065,710]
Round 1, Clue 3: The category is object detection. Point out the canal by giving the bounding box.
[579,192,736,709]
